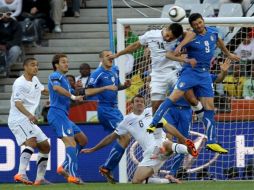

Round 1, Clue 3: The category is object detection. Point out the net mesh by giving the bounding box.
[121,22,254,181]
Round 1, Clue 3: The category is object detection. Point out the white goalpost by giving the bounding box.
[116,17,254,183]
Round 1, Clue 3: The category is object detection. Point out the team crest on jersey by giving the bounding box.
[89,78,94,83]
[210,35,214,41]
[179,82,185,88]
[67,129,72,135]
[111,76,115,83]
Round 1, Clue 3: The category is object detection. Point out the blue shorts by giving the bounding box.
[97,105,123,132]
[47,108,81,138]
[163,106,192,138]
[175,68,214,97]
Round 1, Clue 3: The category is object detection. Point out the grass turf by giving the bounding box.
[0,181,254,190]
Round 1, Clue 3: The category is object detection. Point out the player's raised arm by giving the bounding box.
[165,51,197,68]
[215,58,232,83]
[174,30,196,55]
[53,85,83,101]
[109,41,142,59]
[81,132,119,153]
[217,38,240,61]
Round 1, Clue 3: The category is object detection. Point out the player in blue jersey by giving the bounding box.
[47,54,116,184]
[148,13,240,154]
[163,58,232,181]
[86,50,131,183]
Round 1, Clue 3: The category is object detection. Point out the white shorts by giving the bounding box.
[8,119,48,146]
[139,144,167,174]
[150,69,179,101]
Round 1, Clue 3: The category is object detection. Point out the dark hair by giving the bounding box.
[23,58,37,67]
[99,50,111,58]
[66,74,75,82]
[131,94,145,103]
[189,13,203,25]
[52,54,67,71]
[79,63,90,70]
[167,23,183,38]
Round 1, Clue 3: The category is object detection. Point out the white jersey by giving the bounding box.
[139,29,182,73]
[115,107,166,151]
[8,75,44,123]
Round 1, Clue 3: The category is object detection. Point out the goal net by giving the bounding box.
[116,17,254,182]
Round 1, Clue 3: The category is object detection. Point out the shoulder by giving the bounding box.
[49,71,62,79]
[13,76,24,87]
[140,30,161,39]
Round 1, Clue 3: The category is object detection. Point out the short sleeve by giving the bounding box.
[13,83,25,102]
[87,71,99,88]
[139,30,152,46]
[114,120,128,136]
[49,72,61,86]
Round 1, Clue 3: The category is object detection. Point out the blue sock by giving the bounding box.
[152,98,174,125]
[66,146,78,177]
[103,142,125,171]
[76,143,84,156]
[170,154,185,176]
[202,110,217,144]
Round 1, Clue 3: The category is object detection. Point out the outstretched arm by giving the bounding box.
[166,51,197,68]
[217,38,240,61]
[175,31,196,55]
[53,85,83,101]
[109,41,142,59]
[215,58,232,83]
[81,132,119,154]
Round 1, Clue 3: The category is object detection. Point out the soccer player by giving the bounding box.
[86,50,131,183]
[149,13,240,154]
[47,54,116,184]
[109,23,202,114]
[8,58,50,185]
[163,58,232,179]
[81,94,197,184]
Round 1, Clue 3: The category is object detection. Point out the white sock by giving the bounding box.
[172,143,188,154]
[18,146,34,175]
[191,101,204,120]
[36,153,49,180]
[147,177,169,184]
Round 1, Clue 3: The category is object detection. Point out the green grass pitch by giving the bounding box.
[0,181,254,190]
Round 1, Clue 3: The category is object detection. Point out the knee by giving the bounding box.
[38,141,51,154]
[25,138,37,149]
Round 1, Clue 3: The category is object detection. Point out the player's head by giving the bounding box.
[189,13,205,34]
[124,25,131,37]
[99,50,113,69]
[232,64,241,77]
[79,63,91,77]
[66,74,76,89]
[23,58,39,76]
[131,94,145,114]
[162,23,183,42]
[52,54,68,73]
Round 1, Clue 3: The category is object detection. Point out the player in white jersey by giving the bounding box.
[8,58,50,185]
[109,23,203,115]
[81,94,198,184]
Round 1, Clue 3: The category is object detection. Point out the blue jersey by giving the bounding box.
[87,65,120,106]
[183,27,219,71]
[48,71,72,115]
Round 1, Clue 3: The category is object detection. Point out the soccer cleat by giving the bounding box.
[185,139,199,157]
[99,166,116,184]
[67,176,81,184]
[34,179,52,185]
[165,174,182,184]
[57,166,69,180]
[14,174,33,185]
[146,124,156,133]
[206,143,228,154]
